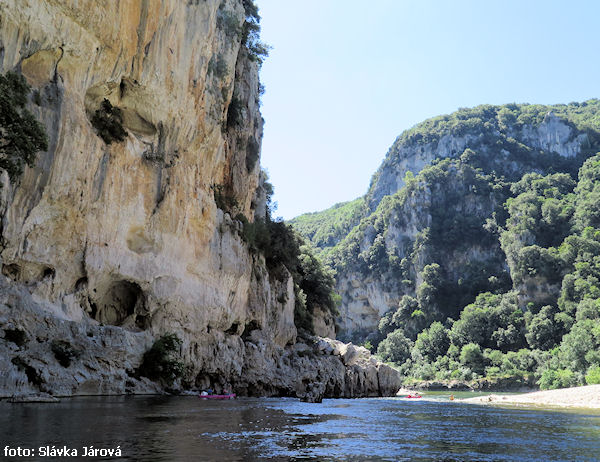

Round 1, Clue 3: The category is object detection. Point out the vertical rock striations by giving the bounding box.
[0,1,401,397]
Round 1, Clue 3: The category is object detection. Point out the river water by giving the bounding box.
[1,393,599,461]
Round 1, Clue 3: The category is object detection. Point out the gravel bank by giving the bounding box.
[460,385,600,409]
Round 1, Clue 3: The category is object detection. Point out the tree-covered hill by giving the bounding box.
[291,100,600,389]
[288,197,365,258]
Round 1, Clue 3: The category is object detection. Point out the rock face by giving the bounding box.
[367,132,481,212]
[0,0,401,398]
[367,113,588,214]
[294,104,597,340]
[336,166,507,337]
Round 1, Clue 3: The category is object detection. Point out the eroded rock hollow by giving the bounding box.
[0,0,400,398]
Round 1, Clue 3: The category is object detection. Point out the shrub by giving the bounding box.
[414,321,450,361]
[246,136,260,172]
[377,330,413,364]
[90,99,127,144]
[538,368,577,390]
[137,333,185,386]
[526,305,563,350]
[212,184,238,211]
[208,55,228,79]
[585,365,600,385]
[0,71,48,180]
[217,9,241,38]
[240,0,270,65]
[459,343,485,375]
[294,287,312,334]
[559,319,600,372]
[227,96,243,128]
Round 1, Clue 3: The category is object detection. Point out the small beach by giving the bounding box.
[460,384,600,409]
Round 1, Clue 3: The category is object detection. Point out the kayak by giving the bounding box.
[405,395,422,399]
[199,393,236,400]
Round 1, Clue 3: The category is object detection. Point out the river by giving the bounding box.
[1,393,599,461]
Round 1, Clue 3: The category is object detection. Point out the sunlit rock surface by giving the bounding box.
[0,0,401,398]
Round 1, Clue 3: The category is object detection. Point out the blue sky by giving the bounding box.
[256,0,600,219]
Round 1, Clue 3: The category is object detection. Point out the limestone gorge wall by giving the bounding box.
[0,0,400,398]
[327,108,597,339]
[336,170,506,337]
[366,112,588,214]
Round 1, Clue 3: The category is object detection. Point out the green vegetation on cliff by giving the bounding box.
[137,334,185,386]
[372,155,600,389]
[0,71,48,180]
[289,197,366,257]
[214,172,338,336]
[397,100,600,148]
[292,100,600,389]
[366,100,600,213]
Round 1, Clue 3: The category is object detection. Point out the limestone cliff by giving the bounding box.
[0,0,400,398]
[366,112,590,214]
[293,102,600,340]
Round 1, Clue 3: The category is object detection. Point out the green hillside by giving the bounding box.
[288,197,365,258]
[292,100,600,389]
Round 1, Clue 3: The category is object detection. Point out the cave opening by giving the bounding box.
[94,280,149,329]
[241,320,261,341]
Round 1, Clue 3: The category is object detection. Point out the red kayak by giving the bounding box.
[405,395,422,399]
[199,393,236,400]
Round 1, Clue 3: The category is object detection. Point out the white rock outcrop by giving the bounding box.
[0,0,401,398]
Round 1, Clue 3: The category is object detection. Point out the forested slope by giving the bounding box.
[292,100,600,389]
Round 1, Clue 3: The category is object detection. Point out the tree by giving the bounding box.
[573,156,600,230]
[459,343,485,375]
[559,319,600,373]
[416,263,442,313]
[0,71,48,180]
[414,321,450,361]
[137,333,185,386]
[377,330,413,365]
[526,305,563,350]
[586,365,600,385]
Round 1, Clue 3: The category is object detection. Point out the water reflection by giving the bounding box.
[0,396,599,461]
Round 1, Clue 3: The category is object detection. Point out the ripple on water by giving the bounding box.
[0,396,599,461]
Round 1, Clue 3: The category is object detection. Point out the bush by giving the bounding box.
[526,305,563,350]
[212,184,238,212]
[0,71,48,179]
[208,54,228,79]
[90,99,127,144]
[559,319,600,372]
[227,96,243,128]
[413,321,450,361]
[137,333,185,386]
[246,136,260,172]
[240,0,270,65]
[538,368,577,390]
[377,330,413,364]
[459,343,485,375]
[217,9,241,38]
[585,365,600,385]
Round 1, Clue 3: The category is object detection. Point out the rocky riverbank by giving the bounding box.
[0,276,401,401]
[0,0,402,402]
